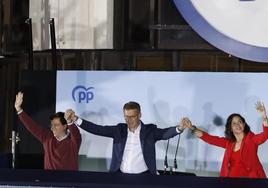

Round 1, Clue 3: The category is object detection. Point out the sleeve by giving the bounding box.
[75,118,117,138]
[200,132,228,148]
[18,111,49,143]
[68,124,82,150]
[154,126,178,141]
[252,125,268,145]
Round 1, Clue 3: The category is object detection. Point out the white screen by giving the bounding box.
[56,71,268,173]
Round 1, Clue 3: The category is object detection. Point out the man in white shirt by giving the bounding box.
[65,101,185,174]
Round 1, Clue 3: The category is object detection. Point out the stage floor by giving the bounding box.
[0,169,268,188]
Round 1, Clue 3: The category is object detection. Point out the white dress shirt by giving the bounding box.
[120,124,149,174]
[74,117,182,173]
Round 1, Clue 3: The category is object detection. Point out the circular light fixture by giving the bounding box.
[173,0,268,62]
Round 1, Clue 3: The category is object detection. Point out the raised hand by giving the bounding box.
[180,117,203,137]
[256,101,267,119]
[180,117,193,129]
[15,92,23,112]
[177,118,187,132]
[64,109,77,123]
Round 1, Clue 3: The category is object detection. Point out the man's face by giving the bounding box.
[50,118,67,138]
[124,109,141,130]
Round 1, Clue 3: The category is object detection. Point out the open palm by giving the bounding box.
[15,92,23,112]
[256,101,266,118]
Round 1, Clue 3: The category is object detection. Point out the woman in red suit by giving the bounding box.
[182,102,268,178]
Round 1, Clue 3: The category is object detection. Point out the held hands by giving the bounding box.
[64,109,78,124]
[177,117,193,132]
[180,117,203,137]
[15,92,23,112]
[176,117,192,133]
[180,117,194,129]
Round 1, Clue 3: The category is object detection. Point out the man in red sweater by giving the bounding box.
[14,92,81,171]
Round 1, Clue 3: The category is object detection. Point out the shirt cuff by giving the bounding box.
[176,126,183,134]
[17,110,23,115]
[74,118,83,126]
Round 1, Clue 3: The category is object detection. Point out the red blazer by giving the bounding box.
[200,125,268,178]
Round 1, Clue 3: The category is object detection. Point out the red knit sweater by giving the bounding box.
[18,111,81,171]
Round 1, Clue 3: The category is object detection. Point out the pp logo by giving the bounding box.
[72,85,94,103]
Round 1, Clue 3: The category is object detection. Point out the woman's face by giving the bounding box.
[230,116,245,135]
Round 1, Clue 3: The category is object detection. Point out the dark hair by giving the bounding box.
[123,101,141,113]
[49,112,67,125]
[224,113,250,142]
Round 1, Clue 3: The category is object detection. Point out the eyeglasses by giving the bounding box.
[124,115,139,119]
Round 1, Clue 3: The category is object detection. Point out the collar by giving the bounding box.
[55,129,70,141]
[128,122,142,133]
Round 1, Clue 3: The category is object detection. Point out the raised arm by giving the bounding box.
[14,92,23,113]
[256,101,268,127]
[153,118,188,141]
[182,117,227,148]
[65,109,117,138]
[64,109,82,147]
[68,124,82,150]
[15,92,48,142]
[253,101,268,144]
[181,117,203,138]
